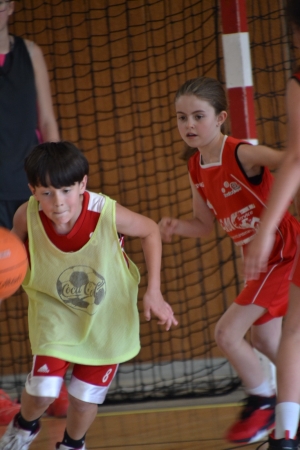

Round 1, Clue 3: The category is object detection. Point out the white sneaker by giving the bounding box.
[55,444,86,450]
[0,416,40,450]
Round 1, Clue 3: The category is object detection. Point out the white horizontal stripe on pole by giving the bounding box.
[222,32,253,88]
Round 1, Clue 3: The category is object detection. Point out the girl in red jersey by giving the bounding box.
[159,76,300,445]
[244,1,300,449]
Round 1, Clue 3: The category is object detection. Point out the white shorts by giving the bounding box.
[25,355,118,404]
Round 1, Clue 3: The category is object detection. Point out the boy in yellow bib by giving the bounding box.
[0,141,177,450]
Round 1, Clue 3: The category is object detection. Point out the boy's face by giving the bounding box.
[29,176,87,233]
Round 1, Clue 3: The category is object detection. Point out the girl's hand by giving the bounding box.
[243,230,275,280]
[143,288,178,330]
[158,217,178,243]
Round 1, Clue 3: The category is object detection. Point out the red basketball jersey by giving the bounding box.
[188,135,292,246]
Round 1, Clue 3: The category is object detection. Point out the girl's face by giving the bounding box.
[175,94,226,150]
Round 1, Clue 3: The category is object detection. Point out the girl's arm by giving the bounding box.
[25,40,60,142]
[244,78,300,279]
[159,174,215,242]
[237,143,284,177]
[115,203,178,330]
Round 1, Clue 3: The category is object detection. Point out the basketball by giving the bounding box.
[0,227,28,299]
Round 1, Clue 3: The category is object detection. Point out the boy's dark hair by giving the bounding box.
[24,141,89,188]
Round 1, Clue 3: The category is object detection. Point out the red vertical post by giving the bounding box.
[219,0,257,144]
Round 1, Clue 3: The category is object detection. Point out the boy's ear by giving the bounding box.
[79,175,88,194]
[28,184,36,196]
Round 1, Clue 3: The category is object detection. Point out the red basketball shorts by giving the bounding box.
[290,234,300,288]
[25,355,118,404]
[237,217,300,325]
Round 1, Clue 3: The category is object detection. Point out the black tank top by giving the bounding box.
[0,36,38,200]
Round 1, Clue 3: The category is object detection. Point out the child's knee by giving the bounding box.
[214,322,234,351]
[68,394,96,413]
[25,391,55,410]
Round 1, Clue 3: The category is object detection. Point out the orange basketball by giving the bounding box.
[0,227,28,299]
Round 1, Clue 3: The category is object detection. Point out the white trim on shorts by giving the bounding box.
[25,372,64,398]
[68,376,111,404]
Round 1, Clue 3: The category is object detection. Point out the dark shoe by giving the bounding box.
[226,394,276,443]
[55,443,86,449]
[256,432,299,449]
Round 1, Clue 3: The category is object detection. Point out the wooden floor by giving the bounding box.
[0,401,269,450]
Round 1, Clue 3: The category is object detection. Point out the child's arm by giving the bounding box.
[25,40,60,142]
[244,78,300,279]
[11,203,29,242]
[159,175,215,242]
[115,203,178,331]
[237,143,284,177]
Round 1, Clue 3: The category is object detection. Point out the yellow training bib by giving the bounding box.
[23,194,141,365]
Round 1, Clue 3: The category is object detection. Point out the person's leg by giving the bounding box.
[46,381,69,417]
[216,303,277,444]
[215,302,270,389]
[0,355,70,449]
[55,397,97,450]
[64,395,98,442]
[0,388,55,450]
[250,316,281,398]
[56,363,118,449]
[251,316,282,364]
[255,229,300,449]
[20,388,54,421]
[273,283,300,440]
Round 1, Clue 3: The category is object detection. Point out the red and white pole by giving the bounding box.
[219,0,258,145]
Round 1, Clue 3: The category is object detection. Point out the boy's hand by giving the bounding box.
[158,217,178,243]
[143,289,178,331]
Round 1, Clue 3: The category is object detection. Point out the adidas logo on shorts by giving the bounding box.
[37,364,50,373]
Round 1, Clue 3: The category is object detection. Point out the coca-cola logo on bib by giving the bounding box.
[56,266,106,315]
